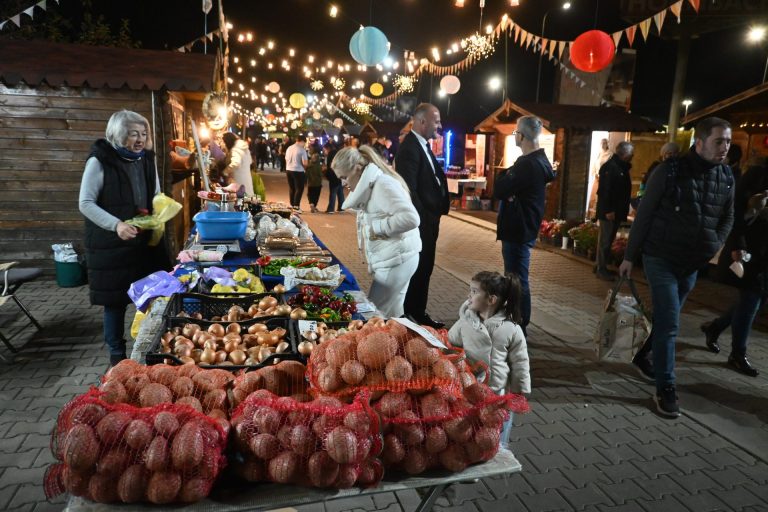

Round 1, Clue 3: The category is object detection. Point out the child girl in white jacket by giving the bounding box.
[448,271,531,447]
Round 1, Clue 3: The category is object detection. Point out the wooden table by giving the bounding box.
[65,449,522,512]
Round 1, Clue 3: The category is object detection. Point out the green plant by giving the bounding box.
[568,221,599,253]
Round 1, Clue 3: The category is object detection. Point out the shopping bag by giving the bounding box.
[593,277,651,363]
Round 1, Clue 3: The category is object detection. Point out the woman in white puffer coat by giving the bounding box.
[222,132,254,196]
[448,271,531,447]
[332,145,421,317]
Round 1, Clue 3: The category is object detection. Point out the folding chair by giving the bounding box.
[0,262,43,359]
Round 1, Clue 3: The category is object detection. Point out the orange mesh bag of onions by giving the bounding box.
[95,360,233,430]
[230,389,384,489]
[44,387,228,504]
[230,360,310,408]
[306,318,473,400]
[376,382,529,475]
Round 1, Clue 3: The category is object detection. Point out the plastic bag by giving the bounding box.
[125,194,183,247]
[128,271,185,312]
[52,243,79,263]
[281,264,341,290]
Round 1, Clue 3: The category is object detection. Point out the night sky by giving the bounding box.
[3,0,766,131]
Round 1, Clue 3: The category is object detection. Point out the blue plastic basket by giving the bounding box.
[193,211,248,240]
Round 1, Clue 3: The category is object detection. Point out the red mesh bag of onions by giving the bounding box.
[44,387,228,504]
[230,389,384,489]
[376,382,529,476]
[230,360,310,408]
[306,318,474,400]
[95,360,232,431]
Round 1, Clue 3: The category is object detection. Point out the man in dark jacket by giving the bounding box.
[595,141,634,280]
[620,117,735,418]
[395,103,450,328]
[494,115,556,336]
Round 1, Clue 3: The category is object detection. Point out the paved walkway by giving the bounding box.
[0,165,766,511]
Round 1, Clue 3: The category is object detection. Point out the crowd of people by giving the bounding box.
[79,106,766,428]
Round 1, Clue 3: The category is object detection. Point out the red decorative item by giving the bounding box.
[570,30,615,73]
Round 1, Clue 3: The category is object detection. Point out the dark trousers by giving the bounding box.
[257,156,267,169]
[597,218,619,270]
[709,288,766,356]
[287,171,305,208]
[307,186,322,207]
[501,238,535,335]
[327,183,345,211]
[404,216,440,318]
[104,304,127,359]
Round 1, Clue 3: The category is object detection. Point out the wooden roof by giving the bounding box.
[682,81,768,127]
[474,99,662,133]
[0,39,216,92]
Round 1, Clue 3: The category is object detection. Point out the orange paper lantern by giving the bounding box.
[570,30,615,73]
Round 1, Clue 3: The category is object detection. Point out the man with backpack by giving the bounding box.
[619,117,734,418]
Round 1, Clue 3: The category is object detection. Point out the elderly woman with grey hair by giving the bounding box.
[78,110,168,365]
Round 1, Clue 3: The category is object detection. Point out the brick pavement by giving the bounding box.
[0,165,765,511]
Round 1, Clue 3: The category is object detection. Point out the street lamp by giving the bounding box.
[747,25,767,83]
[535,2,572,103]
[682,99,692,118]
[489,76,503,105]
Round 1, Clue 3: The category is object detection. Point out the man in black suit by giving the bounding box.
[395,103,450,328]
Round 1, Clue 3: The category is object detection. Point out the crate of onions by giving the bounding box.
[146,315,303,371]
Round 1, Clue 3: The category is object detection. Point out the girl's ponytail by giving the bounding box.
[503,273,523,325]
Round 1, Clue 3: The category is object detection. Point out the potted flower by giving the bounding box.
[568,221,599,260]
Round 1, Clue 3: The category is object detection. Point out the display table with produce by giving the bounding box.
[64,448,521,512]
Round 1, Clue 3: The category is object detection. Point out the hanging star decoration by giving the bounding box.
[331,77,346,90]
[352,102,371,115]
[393,74,416,94]
[310,79,324,91]
[461,32,494,60]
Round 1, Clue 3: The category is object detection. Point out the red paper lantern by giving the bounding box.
[570,30,615,73]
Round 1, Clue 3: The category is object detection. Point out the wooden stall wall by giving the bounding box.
[0,84,152,275]
[562,130,591,221]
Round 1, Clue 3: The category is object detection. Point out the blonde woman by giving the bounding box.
[332,145,421,317]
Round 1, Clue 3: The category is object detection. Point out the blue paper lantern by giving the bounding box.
[349,26,389,67]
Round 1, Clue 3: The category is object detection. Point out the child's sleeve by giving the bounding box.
[506,326,531,394]
[447,319,463,348]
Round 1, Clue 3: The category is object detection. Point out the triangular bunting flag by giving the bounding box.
[206,32,214,42]
[612,31,622,48]
[669,0,683,22]
[533,35,540,48]
[494,24,501,38]
[23,5,34,17]
[540,38,548,55]
[639,18,652,41]
[37,0,47,10]
[559,62,566,70]
[519,29,527,46]
[10,14,21,27]
[514,25,521,43]
[688,0,700,12]
[653,10,667,34]
[549,40,556,59]
[625,25,637,47]
[558,40,566,59]
[525,32,533,49]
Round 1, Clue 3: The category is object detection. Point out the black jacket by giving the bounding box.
[394,132,450,222]
[494,148,555,243]
[624,149,735,275]
[596,154,633,222]
[716,164,768,294]
[84,140,167,307]
[324,149,340,186]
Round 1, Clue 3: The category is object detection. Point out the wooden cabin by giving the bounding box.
[474,99,663,221]
[0,39,218,275]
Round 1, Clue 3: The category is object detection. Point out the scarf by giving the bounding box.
[115,145,145,161]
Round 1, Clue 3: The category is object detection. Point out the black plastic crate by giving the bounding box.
[145,316,301,371]
[164,292,285,321]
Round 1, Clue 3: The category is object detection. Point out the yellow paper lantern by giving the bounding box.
[289,93,307,109]
[369,82,384,97]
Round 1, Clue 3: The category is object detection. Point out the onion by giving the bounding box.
[182,323,200,338]
[214,350,228,364]
[248,323,269,334]
[226,323,241,334]
[272,284,286,294]
[208,324,225,337]
[224,340,239,353]
[303,331,318,342]
[229,349,247,365]
[200,348,216,364]
[272,327,287,339]
[162,332,175,343]
[290,308,308,320]
[203,339,218,351]
[298,341,314,356]
[247,305,260,317]
[275,341,289,354]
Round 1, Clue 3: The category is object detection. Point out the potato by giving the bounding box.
[175,395,203,413]
[146,470,182,504]
[325,426,358,464]
[171,421,204,470]
[402,446,429,475]
[154,411,180,437]
[444,417,473,443]
[318,366,342,392]
[343,410,371,434]
[99,380,128,404]
[95,411,131,446]
[249,433,280,459]
[88,472,118,503]
[475,426,501,451]
[267,451,299,484]
[179,477,212,503]
[117,464,148,503]
[170,376,194,398]
[377,392,412,417]
[357,332,398,368]
[425,426,448,454]
[404,338,439,367]
[395,411,425,446]
[148,365,177,386]
[124,374,150,401]
[439,443,468,472]
[420,393,451,418]
[432,358,458,381]
[307,451,340,488]
[234,458,265,482]
[334,464,358,489]
[252,407,282,434]
[202,388,227,413]
[382,433,405,465]
[96,448,129,476]
[385,356,414,382]
[463,383,490,405]
[139,383,173,408]
[465,440,487,464]
[62,466,91,496]
[123,419,153,450]
[289,424,316,456]
[144,436,169,471]
[326,338,356,367]
[311,414,341,438]
[340,360,366,385]
[63,424,100,471]
[68,403,107,427]
[479,404,507,428]
[105,359,140,383]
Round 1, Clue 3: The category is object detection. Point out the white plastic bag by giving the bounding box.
[594,278,651,363]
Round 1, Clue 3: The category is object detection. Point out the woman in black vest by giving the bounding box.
[78,110,168,366]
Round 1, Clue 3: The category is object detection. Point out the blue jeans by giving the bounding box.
[640,255,697,392]
[327,184,345,212]
[104,305,127,358]
[500,413,515,449]
[710,288,766,355]
[501,239,535,333]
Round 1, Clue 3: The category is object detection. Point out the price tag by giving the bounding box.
[298,320,318,333]
[391,317,447,349]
